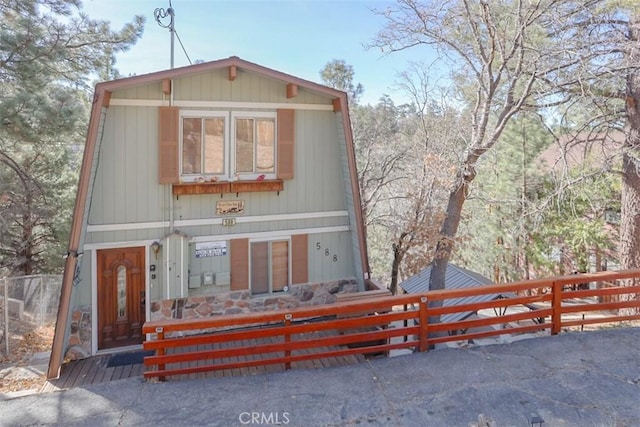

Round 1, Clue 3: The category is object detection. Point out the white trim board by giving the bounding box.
[86,211,349,233]
[87,221,170,233]
[83,226,350,250]
[91,249,97,355]
[109,99,334,111]
[84,239,158,250]
[189,225,350,243]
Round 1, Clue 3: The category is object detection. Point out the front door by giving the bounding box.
[97,247,145,350]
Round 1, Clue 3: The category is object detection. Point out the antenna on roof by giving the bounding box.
[154,0,175,69]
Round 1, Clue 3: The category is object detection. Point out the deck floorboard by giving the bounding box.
[46,331,368,389]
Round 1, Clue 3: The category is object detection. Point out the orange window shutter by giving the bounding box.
[277,109,295,180]
[158,106,179,184]
[291,234,308,285]
[230,239,249,291]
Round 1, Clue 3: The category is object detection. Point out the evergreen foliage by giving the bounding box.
[0,0,144,275]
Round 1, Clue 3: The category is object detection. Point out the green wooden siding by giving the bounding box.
[89,108,345,226]
[170,69,329,105]
[81,67,360,305]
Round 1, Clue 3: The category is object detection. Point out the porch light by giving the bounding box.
[151,241,161,259]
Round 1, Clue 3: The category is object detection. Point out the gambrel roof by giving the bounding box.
[48,56,368,379]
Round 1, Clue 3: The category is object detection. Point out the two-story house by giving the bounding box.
[48,57,370,379]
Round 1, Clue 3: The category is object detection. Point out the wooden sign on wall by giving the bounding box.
[216,200,244,215]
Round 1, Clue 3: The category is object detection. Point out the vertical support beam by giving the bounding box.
[156,327,166,381]
[419,296,429,352]
[3,278,9,356]
[551,281,562,335]
[284,313,292,370]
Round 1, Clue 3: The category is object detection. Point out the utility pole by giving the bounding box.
[154,1,176,69]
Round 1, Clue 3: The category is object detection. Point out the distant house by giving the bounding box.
[400,263,510,323]
[48,57,370,378]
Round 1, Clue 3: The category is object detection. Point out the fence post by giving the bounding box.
[39,276,44,325]
[3,278,8,356]
[419,296,429,352]
[156,327,166,381]
[284,313,292,370]
[552,281,562,335]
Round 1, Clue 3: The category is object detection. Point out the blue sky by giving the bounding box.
[81,0,438,105]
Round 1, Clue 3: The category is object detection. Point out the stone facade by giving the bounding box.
[149,278,359,321]
[65,305,91,361]
[65,278,359,360]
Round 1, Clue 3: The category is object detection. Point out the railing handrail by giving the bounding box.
[142,269,640,380]
[143,269,640,334]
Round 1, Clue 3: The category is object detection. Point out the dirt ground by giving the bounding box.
[0,324,54,393]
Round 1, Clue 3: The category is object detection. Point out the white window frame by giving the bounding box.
[179,110,277,182]
[230,111,277,181]
[249,236,291,295]
[179,110,229,181]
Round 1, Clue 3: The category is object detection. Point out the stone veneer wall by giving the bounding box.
[150,278,359,321]
[64,278,358,360]
[65,305,92,360]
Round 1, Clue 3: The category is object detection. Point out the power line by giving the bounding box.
[174,29,192,65]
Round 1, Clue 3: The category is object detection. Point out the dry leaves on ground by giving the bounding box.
[0,325,54,393]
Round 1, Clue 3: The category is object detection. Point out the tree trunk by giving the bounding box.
[429,178,468,292]
[428,176,469,333]
[390,243,401,296]
[619,13,640,314]
[620,154,640,270]
[390,232,410,296]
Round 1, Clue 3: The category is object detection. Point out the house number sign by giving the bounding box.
[316,242,338,262]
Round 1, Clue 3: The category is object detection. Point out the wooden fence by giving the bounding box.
[142,270,640,380]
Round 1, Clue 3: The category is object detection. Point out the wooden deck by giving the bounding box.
[43,334,366,391]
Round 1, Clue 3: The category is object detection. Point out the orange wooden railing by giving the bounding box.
[142,270,640,380]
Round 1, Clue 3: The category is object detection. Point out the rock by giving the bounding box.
[300,290,314,302]
[64,345,90,361]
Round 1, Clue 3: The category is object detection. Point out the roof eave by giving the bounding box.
[97,56,345,100]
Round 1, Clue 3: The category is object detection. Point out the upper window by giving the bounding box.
[234,116,275,175]
[179,111,276,182]
[182,115,226,175]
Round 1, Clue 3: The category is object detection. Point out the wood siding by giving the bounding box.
[230,239,249,291]
[81,68,357,305]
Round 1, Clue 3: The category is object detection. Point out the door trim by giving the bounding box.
[91,240,154,355]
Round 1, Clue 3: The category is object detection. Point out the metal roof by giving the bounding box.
[400,263,508,323]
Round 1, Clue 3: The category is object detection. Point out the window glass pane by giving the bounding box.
[236,118,254,173]
[204,117,224,174]
[117,265,127,318]
[251,242,269,294]
[182,118,202,174]
[256,119,275,173]
[272,241,289,291]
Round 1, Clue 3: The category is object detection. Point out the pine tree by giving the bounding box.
[0,0,144,275]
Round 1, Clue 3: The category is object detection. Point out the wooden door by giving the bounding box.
[97,247,145,350]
